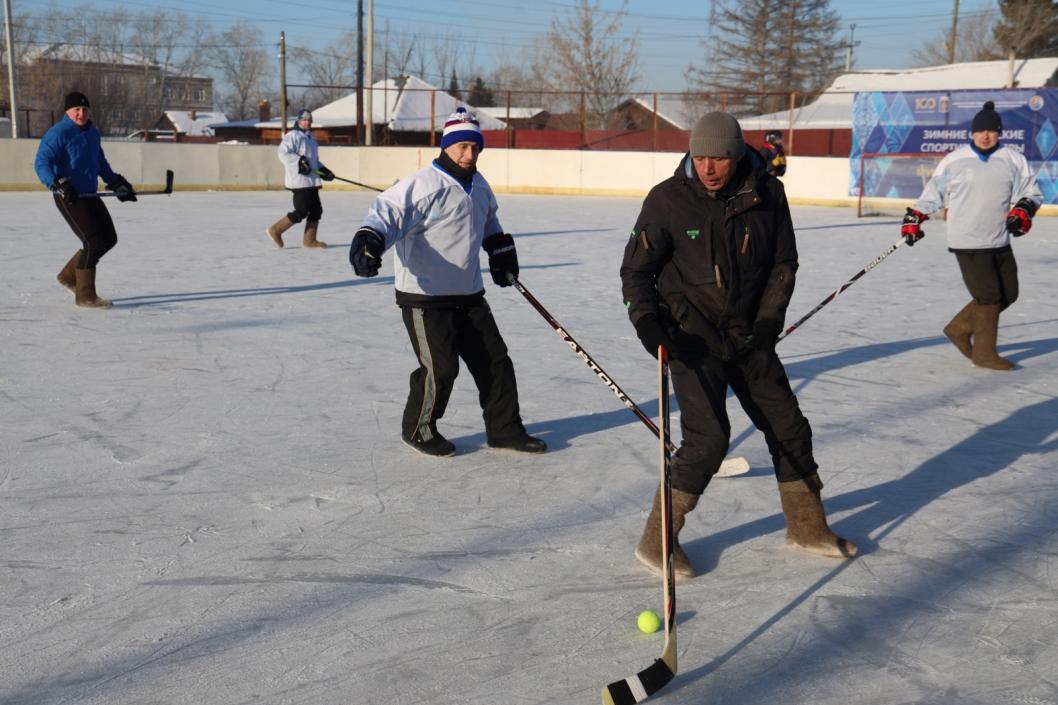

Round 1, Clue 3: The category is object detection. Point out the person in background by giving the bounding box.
[34,91,137,309]
[266,108,334,250]
[901,100,1042,371]
[761,130,787,177]
[348,107,546,458]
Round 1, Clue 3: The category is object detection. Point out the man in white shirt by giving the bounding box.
[349,108,546,457]
[901,100,1042,370]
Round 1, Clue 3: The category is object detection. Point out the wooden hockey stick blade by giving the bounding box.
[601,655,675,705]
[715,456,750,477]
[83,170,175,198]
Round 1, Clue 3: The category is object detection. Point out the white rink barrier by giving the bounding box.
[1,138,873,208]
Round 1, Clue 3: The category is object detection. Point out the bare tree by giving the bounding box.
[912,9,1002,66]
[688,0,840,117]
[994,0,1058,58]
[292,30,358,106]
[208,22,271,120]
[533,0,639,126]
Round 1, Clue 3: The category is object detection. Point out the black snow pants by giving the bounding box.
[954,248,1018,310]
[669,346,817,495]
[53,195,118,268]
[287,187,323,223]
[400,300,524,442]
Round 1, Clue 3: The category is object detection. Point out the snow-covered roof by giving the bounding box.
[164,110,227,136]
[476,107,546,121]
[257,75,506,131]
[740,57,1058,130]
[25,43,153,68]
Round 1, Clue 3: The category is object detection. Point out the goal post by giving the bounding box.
[857,152,946,218]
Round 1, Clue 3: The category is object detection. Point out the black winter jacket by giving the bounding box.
[620,150,798,360]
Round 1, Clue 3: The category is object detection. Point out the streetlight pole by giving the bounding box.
[3,0,18,138]
[279,32,287,135]
[365,0,373,146]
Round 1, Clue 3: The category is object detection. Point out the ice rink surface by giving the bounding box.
[2,187,1057,705]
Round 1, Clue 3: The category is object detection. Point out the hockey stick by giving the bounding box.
[510,276,748,476]
[320,171,383,192]
[716,237,908,468]
[81,170,175,199]
[775,237,905,343]
[601,346,677,705]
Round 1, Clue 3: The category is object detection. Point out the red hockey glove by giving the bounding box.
[1005,198,1037,236]
[901,208,928,246]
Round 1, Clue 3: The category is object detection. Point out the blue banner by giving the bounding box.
[851,89,1058,203]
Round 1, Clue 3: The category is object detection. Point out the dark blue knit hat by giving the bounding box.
[971,101,1002,133]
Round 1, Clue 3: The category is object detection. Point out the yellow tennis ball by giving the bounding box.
[637,610,660,634]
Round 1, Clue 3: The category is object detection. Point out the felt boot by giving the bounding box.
[266,216,295,248]
[779,473,856,558]
[942,301,975,360]
[74,268,112,309]
[635,486,699,579]
[302,220,327,249]
[970,303,1014,371]
[57,251,81,294]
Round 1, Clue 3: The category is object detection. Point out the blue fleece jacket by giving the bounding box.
[34,116,119,195]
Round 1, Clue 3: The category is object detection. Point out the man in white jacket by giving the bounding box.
[267,108,334,249]
[349,107,546,457]
[901,100,1043,370]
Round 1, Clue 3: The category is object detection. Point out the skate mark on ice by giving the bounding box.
[145,572,492,596]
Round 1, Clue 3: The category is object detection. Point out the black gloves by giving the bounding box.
[901,207,928,246]
[53,177,78,205]
[350,228,385,277]
[748,319,782,351]
[108,175,137,202]
[482,232,519,287]
[297,156,311,175]
[633,315,678,360]
[317,164,335,181]
[1006,197,1037,236]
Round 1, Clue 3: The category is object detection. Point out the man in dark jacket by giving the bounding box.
[34,92,137,308]
[620,111,856,580]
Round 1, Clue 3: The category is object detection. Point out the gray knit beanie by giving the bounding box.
[689,111,746,159]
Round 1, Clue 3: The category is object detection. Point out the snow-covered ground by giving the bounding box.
[2,188,1056,705]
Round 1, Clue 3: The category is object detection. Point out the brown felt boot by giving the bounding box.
[302,220,327,249]
[942,301,975,360]
[266,216,295,248]
[635,487,700,580]
[74,268,112,309]
[970,303,1014,371]
[57,251,81,294]
[779,473,857,558]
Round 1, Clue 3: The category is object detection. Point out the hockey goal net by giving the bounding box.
[857,152,946,218]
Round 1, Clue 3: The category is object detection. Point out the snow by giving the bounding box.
[164,111,228,137]
[267,76,507,131]
[2,188,1057,705]
[741,57,1058,131]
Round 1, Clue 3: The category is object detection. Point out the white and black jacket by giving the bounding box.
[360,160,503,307]
[914,144,1042,252]
[278,127,322,189]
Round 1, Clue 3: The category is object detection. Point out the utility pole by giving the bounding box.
[365,0,373,146]
[279,32,287,135]
[947,0,960,64]
[356,0,364,145]
[843,24,860,72]
[3,0,18,138]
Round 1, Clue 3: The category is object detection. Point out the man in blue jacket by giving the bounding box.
[34,92,137,308]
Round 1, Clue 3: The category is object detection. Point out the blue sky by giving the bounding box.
[32,0,996,91]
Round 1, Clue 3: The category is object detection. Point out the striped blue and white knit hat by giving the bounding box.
[440,107,484,150]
